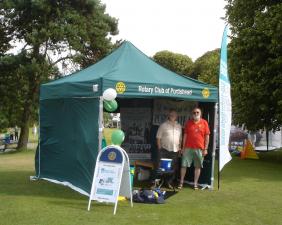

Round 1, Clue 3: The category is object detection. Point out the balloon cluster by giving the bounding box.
[103,88,118,112]
[102,88,125,146]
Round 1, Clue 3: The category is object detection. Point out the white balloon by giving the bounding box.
[102,88,117,101]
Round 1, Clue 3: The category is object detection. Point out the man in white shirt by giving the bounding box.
[155,109,182,188]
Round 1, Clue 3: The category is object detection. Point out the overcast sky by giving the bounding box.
[102,0,227,61]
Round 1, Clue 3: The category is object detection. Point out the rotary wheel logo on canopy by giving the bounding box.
[108,151,117,161]
[116,82,126,94]
[202,88,210,98]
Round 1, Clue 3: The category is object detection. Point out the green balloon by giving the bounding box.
[111,129,125,146]
[103,100,118,112]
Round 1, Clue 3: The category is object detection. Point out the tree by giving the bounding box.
[0,53,31,131]
[0,0,118,149]
[193,49,220,86]
[153,51,194,78]
[0,23,10,56]
[226,0,282,132]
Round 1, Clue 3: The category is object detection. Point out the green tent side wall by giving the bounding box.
[35,98,99,194]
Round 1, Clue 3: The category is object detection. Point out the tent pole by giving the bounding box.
[38,107,41,178]
[218,158,220,190]
[218,98,220,190]
[98,97,103,152]
[210,103,218,190]
[88,97,104,211]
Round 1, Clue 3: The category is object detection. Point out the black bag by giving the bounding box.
[133,188,165,204]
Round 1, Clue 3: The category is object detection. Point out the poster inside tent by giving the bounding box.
[120,107,152,160]
[153,99,197,126]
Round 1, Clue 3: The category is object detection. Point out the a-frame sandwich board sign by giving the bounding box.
[87,145,133,215]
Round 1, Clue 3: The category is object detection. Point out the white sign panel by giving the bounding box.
[93,162,122,203]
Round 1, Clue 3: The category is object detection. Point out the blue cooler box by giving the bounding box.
[160,158,172,171]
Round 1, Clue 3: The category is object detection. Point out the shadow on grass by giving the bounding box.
[0,170,87,201]
[220,150,282,183]
[256,150,282,164]
[0,148,35,155]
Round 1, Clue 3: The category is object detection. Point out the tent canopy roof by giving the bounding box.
[41,41,218,102]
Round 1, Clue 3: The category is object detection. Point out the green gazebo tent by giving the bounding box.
[35,41,218,195]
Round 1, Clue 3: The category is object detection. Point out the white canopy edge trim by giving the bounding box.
[41,177,89,196]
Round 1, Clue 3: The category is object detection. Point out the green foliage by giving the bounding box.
[0,52,57,139]
[0,23,10,55]
[226,0,282,131]
[153,50,194,78]
[0,0,118,148]
[1,0,118,68]
[0,53,32,129]
[193,49,220,86]
[153,49,220,86]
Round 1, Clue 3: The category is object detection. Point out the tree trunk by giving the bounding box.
[17,79,39,150]
[17,103,31,150]
[266,129,269,152]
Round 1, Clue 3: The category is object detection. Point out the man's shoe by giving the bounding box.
[177,183,183,189]
[167,183,173,190]
[150,179,160,189]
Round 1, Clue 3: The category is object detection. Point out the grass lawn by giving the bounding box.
[0,149,282,225]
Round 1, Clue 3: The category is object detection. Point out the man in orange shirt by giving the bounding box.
[178,107,210,190]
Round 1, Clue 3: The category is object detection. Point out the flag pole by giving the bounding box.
[210,103,218,190]
[218,96,220,190]
[218,169,220,189]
